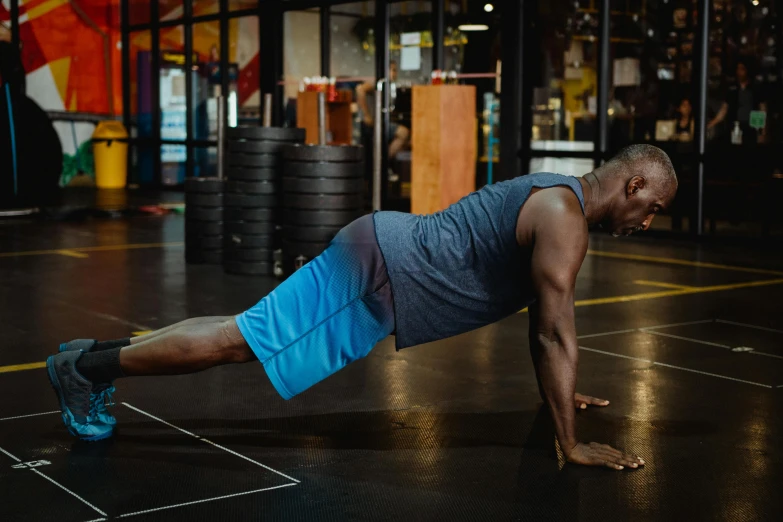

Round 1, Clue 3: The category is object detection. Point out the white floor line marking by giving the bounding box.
[747,351,783,361]
[576,319,714,340]
[31,469,107,516]
[0,410,59,422]
[0,445,22,462]
[116,483,297,518]
[578,346,773,389]
[716,319,783,335]
[577,328,638,339]
[80,518,107,522]
[121,402,200,437]
[579,346,653,364]
[649,362,772,388]
[641,319,715,330]
[122,402,301,484]
[639,329,732,349]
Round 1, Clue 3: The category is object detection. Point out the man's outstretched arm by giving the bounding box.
[528,204,644,470]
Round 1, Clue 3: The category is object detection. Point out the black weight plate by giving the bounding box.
[186,249,223,265]
[225,193,278,208]
[224,260,274,276]
[225,221,277,235]
[228,153,279,168]
[186,207,223,221]
[185,220,223,236]
[185,177,225,193]
[186,193,223,207]
[282,239,330,259]
[226,167,277,182]
[284,194,363,210]
[186,235,224,250]
[225,207,275,222]
[282,177,364,195]
[283,225,343,243]
[228,141,288,155]
[226,180,277,195]
[227,126,306,142]
[284,209,361,226]
[224,247,274,262]
[283,144,364,163]
[226,234,275,249]
[284,161,363,179]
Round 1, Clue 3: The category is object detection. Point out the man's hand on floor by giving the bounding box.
[574,393,610,410]
[564,442,645,470]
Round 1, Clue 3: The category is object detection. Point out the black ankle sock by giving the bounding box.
[76,347,125,384]
[93,338,132,351]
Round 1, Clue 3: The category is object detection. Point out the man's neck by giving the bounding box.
[579,172,611,226]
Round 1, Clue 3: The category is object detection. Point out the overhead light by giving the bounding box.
[752,0,759,5]
[459,24,489,31]
[484,3,494,12]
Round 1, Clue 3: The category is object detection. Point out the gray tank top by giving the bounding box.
[373,172,585,349]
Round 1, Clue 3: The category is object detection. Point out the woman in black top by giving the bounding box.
[673,97,694,142]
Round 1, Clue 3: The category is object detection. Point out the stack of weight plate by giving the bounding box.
[281,145,365,274]
[185,177,225,264]
[224,126,305,276]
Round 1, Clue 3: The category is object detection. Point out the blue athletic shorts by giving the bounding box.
[236,214,395,399]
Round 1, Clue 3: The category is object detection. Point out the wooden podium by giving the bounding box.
[411,85,477,215]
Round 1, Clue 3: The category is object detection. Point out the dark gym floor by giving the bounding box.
[1,212,782,522]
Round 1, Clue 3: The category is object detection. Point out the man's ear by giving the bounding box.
[627,176,646,198]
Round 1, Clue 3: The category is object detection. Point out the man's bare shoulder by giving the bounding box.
[516,186,588,249]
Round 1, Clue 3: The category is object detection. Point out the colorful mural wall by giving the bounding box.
[1,0,261,185]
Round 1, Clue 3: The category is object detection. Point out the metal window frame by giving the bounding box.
[522,0,710,236]
[118,0,517,199]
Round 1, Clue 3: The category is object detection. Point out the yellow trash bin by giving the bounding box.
[92,121,129,189]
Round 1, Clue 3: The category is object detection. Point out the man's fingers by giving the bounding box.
[587,396,610,406]
[592,444,645,469]
[574,393,610,407]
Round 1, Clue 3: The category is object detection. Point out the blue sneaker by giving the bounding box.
[59,339,117,427]
[46,350,114,441]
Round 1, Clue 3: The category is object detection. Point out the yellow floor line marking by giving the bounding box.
[0,332,153,375]
[519,277,783,313]
[0,242,184,259]
[574,277,783,306]
[4,277,783,375]
[56,250,90,259]
[633,280,696,290]
[587,249,783,276]
[0,362,47,374]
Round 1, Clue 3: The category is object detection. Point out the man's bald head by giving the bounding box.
[592,145,678,237]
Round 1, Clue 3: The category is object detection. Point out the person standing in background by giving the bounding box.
[708,59,768,144]
[673,97,695,142]
[356,61,410,160]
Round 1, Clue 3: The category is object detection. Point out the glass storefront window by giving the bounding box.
[191,21,224,140]
[531,2,597,152]
[128,0,150,26]
[283,9,321,129]
[229,16,261,126]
